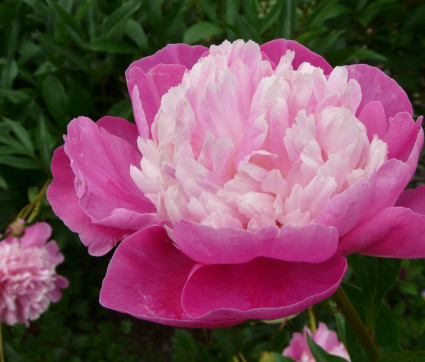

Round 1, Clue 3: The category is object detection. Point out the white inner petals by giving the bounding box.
[131,40,389,231]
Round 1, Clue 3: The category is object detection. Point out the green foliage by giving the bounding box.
[0,0,424,360]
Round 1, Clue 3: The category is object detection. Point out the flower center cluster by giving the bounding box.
[131,40,388,231]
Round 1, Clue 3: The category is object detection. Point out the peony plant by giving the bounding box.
[48,39,424,330]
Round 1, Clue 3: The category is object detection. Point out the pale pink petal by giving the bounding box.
[346,64,412,118]
[64,116,155,222]
[181,253,346,320]
[358,101,387,141]
[99,226,240,328]
[47,146,138,256]
[173,220,339,264]
[18,222,51,248]
[260,39,333,74]
[340,206,425,258]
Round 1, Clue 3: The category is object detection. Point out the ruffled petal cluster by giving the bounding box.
[0,223,68,326]
[48,39,425,328]
[283,322,350,361]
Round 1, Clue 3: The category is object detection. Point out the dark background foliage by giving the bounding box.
[0,0,424,360]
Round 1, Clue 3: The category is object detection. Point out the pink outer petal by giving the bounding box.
[47,146,142,256]
[126,44,207,128]
[340,206,425,258]
[173,220,339,265]
[181,253,347,321]
[97,115,139,150]
[346,64,412,118]
[99,226,241,328]
[11,222,51,248]
[63,116,155,222]
[315,159,411,236]
[260,39,333,74]
[358,101,387,141]
[396,185,425,215]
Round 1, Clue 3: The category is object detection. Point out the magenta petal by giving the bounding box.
[64,116,155,222]
[340,206,425,258]
[260,39,333,74]
[126,43,207,74]
[396,185,425,215]
[174,220,339,264]
[358,101,387,141]
[19,222,51,248]
[383,113,422,162]
[47,146,137,256]
[182,253,347,320]
[100,226,240,328]
[96,115,139,150]
[315,159,410,236]
[347,64,412,118]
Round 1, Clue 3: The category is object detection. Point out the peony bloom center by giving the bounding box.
[131,40,388,231]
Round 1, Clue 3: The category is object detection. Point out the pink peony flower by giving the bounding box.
[48,39,424,328]
[283,322,350,361]
[0,222,68,326]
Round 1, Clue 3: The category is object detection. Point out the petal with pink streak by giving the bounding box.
[346,64,412,118]
[64,116,155,223]
[173,220,339,264]
[396,185,425,215]
[384,113,422,162]
[96,115,139,150]
[358,101,387,141]
[315,159,410,236]
[47,146,138,256]
[181,253,346,321]
[99,226,240,328]
[126,64,188,130]
[340,205,425,258]
[126,43,207,74]
[260,39,333,74]
[18,222,51,248]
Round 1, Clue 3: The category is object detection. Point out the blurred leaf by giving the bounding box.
[241,0,259,27]
[378,350,425,361]
[0,155,39,170]
[125,19,148,50]
[259,352,296,362]
[36,116,55,168]
[44,0,88,48]
[42,74,69,128]
[198,0,218,22]
[183,22,222,44]
[2,117,34,155]
[99,2,141,38]
[375,303,401,354]
[350,255,401,330]
[0,174,8,190]
[306,334,348,362]
[90,38,137,53]
[279,0,297,39]
[0,89,30,104]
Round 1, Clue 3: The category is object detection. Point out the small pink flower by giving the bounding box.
[0,222,68,326]
[48,39,425,328]
[283,322,350,361]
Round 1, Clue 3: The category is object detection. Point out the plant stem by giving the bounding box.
[308,306,317,333]
[0,322,5,362]
[333,286,380,362]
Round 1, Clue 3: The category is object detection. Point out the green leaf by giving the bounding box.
[0,155,39,170]
[375,303,401,354]
[306,334,348,362]
[2,117,34,155]
[44,0,88,48]
[42,74,70,129]
[378,351,425,362]
[0,174,8,190]
[349,255,401,330]
[99,2,141,38]
[259,352,296,362]
[36,116,55,168]
[198,0,218,22]
[125,19,148,50]
[90,38,137,53]
[279,0,297,39]
[0,89,30,104]
[345,48,388,63]
[183,22,223,44]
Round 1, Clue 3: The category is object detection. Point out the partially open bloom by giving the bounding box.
[0,222,68,326]
[283,322,350,361]
[48,39,424,327]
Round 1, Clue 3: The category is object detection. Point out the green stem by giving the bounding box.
[0,322,5,362]
[308,306,317,333]
[333,286,380,362]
